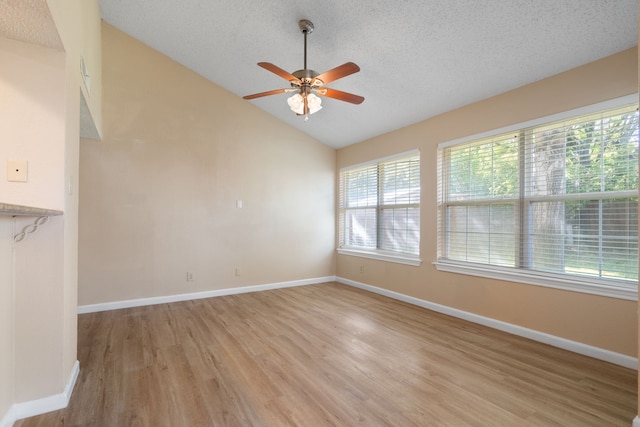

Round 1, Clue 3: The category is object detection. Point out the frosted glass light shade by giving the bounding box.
[287,93,322,115]
[287,93,304,114]
[307,93,322,114]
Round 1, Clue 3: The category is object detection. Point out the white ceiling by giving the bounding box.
[0,0,62,50]
[41,2,640,148]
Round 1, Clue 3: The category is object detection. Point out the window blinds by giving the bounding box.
[340,152,420,256]
[439,103,638,284]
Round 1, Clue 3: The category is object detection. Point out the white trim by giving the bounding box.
[437,94,638,149]
[632,416,640,427]
[0,409,14,427]
[1,360,79,426]
[433,260,637,301]
[337,248,421,266]
[78,276,336,314]
[339,149,419,172]
[336,277,638,370]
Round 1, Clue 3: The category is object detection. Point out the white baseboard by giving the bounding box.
[337,277,638,370]
[78,276,337,314]
[0,409,13,427]
[1,360,79,427]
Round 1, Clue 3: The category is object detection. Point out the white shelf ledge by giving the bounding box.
[0,202,63,217]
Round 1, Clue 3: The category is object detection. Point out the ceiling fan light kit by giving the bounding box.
[288,92,322,115]
[243,19,364,121]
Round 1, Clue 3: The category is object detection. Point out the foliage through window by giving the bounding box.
[339,152,420,263]
[437,102,639,297]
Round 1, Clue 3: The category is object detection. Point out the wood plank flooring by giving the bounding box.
[16,282,637,426]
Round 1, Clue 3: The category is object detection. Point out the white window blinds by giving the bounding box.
[339,152,420,259]
[438,102,638,294]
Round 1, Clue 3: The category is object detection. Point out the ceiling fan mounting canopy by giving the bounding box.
[298,19,314,35]
[243,18,364,117]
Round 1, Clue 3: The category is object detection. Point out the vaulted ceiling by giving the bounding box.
[0,0,62,50]
[4,1,638,149]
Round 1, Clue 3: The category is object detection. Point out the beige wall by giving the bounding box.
[13,216,65,401]
[0,35,67,407]
[0,0,101,420]
[0,38,66,210]
[77,23,336,306]
[337,48,639,357]
[47,0,102,403]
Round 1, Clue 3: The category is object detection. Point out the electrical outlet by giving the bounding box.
[359,265,364,274]
[186,272,194,281]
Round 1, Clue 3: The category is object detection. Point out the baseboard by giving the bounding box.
[0,408,14,427]
[337,277,638,370]
[1,360,79,427]
[78,276,337,314]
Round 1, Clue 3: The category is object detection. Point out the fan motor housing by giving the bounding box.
[292,69,322,86]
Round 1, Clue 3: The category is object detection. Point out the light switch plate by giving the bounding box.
[7,160,27,182]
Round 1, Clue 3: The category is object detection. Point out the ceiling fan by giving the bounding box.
[243,19,364,120]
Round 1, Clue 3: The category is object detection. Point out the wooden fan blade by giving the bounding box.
[258,62,299,82]
[314,62,360,85]
[243,88,288,100]
[318,88,364,104]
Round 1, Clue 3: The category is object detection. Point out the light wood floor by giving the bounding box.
[16,282,637,426]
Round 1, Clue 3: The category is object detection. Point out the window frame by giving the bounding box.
[338,150,422,266]
[435,95,638,301]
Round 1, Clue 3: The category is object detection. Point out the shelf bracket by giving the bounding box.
[14,216,50,243]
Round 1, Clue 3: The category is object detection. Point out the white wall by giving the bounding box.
[0,218,14,423]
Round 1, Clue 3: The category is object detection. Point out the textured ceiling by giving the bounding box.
[103,1,635,148]
[0,0,62,50]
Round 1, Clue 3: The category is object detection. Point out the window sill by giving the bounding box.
[433,260,637,301]
[337,248,422,266]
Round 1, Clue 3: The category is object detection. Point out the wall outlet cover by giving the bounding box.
[7,159,28,182]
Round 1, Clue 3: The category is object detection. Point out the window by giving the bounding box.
[437,99,639,300]
[338,151,421,265]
